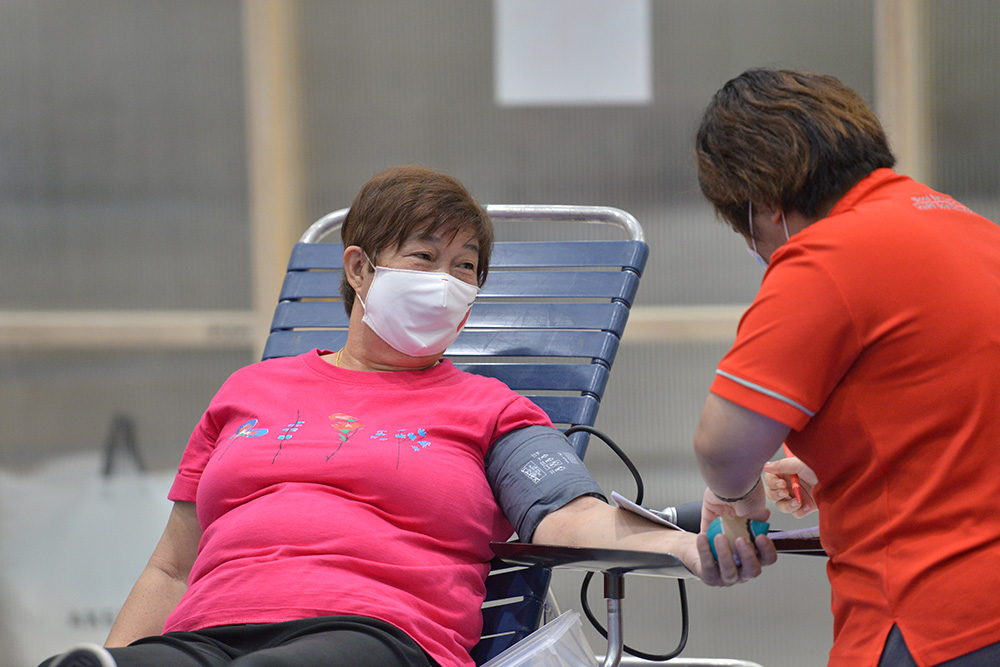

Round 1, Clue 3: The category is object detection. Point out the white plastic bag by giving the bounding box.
[0,416,173,667]
[480,610,598,667]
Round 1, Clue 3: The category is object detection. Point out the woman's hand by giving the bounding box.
[763,456,818,518]
[686,530,777,587]
[688,483,775,586]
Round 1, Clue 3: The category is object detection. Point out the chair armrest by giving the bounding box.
[769,537,825,556]
[490,542,698,579]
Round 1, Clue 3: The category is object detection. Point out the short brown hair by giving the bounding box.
[339,165,494,314]
[695,69,896,235]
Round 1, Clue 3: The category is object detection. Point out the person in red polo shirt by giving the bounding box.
[691,68,1000,666]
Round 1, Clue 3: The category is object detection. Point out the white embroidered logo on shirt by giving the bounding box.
[910,194,972,213]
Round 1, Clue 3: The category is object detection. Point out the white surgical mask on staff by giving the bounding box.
[747,201,790,268]
[356,254,480,357]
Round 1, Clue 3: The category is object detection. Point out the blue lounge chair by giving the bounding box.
[264,205,761,667]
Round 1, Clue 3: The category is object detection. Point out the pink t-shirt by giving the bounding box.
[165,349,553,667]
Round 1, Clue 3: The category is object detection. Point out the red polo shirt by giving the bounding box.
[711,169,1000,666]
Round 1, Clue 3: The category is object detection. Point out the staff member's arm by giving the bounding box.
[694,394,791,531]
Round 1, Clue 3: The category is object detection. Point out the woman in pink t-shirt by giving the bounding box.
[44,166,774,667]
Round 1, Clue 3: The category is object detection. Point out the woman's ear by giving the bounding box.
[343,245,369,291]
[760,203,785,227]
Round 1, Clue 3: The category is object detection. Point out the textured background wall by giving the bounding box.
[2,1,999,664]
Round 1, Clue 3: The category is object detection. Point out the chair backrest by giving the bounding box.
[262,204,648,664]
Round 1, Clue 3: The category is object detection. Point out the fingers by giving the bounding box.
[701,484,769,531]
[694,533,717,579]
[791,503,818,518]
[765,469,818,516]
[733,501,770,523]
[764,469,804,514]
[697,533,774,587]
[754,534,778,566]
[774,496,817,517]
[764,457,819,486]
[694,533,733,586]
[700,487,732,532]
[774,492,803,515]
[763,458,804,476]
[762,470,787,501]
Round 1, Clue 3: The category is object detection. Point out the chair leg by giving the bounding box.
[601,573,625,667]
[594,577,766,667]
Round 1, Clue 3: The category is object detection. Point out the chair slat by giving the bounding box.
[490,241,648,271]
[473,598,547,665]
[467,303,630,333]
[521,396,600,432]
[448,330,619,361]
[479,596,546,635]
[450,363,609,396]
[262,331,348,361]
[286,240,648,273]
[269,302,349,330]
[270,302,630,336]
[483,562,552,600]
[279,270,640,303]
[264,330,621,367]
[287,242,345,270]
[481,271,640,304]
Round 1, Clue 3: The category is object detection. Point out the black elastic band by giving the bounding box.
[713,476,761,503]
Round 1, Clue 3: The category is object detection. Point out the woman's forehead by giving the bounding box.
[405,223,479,250]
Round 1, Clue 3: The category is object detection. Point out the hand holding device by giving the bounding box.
[706,515,770,562]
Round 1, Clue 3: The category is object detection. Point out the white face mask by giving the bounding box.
[747,201,790,268]
[356,259,480,357]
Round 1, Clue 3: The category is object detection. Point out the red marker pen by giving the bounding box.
[783,444,803,504]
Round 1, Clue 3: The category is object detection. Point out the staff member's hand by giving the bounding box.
[763,457,818,517]
[700,479,769,533]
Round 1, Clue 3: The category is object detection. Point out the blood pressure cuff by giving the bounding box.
[485,425,606,541]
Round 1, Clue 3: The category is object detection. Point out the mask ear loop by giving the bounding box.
[747,202,767,268]
[747,202,791,268]
[355,252,378,313]
[749,202,791,243]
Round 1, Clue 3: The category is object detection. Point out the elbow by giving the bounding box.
[693,415,728,472]
[147,554,191,587]
[530,496,606,546]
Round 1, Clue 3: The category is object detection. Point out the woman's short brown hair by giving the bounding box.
[339,165,494,314]
[695,68,896,235]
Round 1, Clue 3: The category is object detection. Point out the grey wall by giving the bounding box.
[3,1,999,665]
